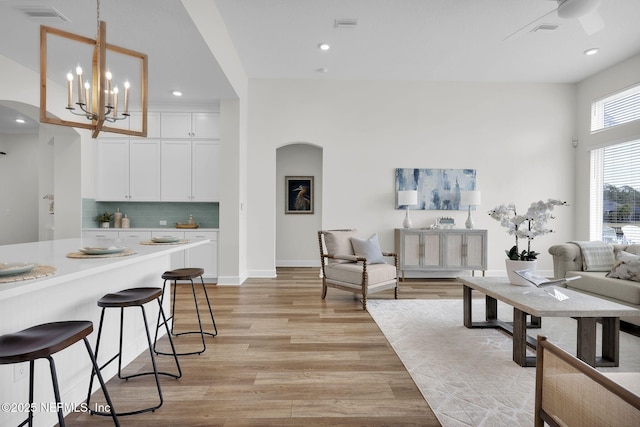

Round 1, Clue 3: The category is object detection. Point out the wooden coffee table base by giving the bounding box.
[463,285,621,367]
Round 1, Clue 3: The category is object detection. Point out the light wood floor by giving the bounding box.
[66,268,467,426]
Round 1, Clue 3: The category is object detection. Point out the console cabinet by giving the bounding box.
[394,228,487,277]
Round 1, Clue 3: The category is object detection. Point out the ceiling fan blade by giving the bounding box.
[578,9,604,35]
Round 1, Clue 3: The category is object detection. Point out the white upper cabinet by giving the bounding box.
[160,140,193,202]
[192,141,220,201]
[129,111,161,138]
[96,140,129,201]
[97,139,160,201]
[160,140,220,202]
[161,112,219,139]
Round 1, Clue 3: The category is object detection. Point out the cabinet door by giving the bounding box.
[184,231,218,279]
[191,141,220,201]
[129,140,160,201]
[97,139,129,201]
[161,140,192,201]
[129,111,161,138]
[192,113,220,139]
[422,233,442,267]
[401,232,422,268]
[465,232,487,269]
[443,232,465,268]
[160,112,193,138]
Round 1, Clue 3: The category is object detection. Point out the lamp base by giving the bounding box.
[403,209,412,229]
[465,207,474,229]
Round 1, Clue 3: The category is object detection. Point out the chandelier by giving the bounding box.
[40,0,148,138]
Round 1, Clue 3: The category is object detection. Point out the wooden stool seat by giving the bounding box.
[98,287,163,308]
[161,268,205,281]
[0,321,93,363]
[88,287,181,417]
[0,321,119,426]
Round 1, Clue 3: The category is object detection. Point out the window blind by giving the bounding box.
[591,83,640,132]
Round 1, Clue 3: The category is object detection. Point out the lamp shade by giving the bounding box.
[398,190,418,207]
[460,190,481,206]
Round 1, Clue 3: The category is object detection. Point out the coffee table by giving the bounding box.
[459,277,640,367]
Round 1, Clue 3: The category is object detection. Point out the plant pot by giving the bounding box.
[505,259,538,286]
[101,222,110,228]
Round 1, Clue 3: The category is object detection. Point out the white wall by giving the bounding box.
[575,52,640,239]
[276,143,323,266]
[247,79,577,277]
[0,54,84,240]
[0,134,39,244]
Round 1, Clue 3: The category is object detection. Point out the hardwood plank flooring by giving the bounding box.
[66,268,467,426]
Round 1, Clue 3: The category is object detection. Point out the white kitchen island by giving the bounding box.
[0,237,210,427]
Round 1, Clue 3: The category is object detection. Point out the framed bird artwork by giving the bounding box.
[285,176,314,214]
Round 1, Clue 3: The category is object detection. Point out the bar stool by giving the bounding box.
[0,321,119,427]
[87,287,181,417]
[154,268,217,356]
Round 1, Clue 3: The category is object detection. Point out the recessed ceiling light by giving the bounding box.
[318,43,330,51]
[316,67,328,73]
[15,118,25,124]
[172,90,182,96]
[584,48,599,56]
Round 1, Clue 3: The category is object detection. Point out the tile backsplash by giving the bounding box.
[83,198,219,229]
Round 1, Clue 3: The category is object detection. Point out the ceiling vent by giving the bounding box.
[531,23,560,32]
[334,18,359,29]
[18,6,71,22]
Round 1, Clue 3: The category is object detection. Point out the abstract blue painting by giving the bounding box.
[395,168,476,210]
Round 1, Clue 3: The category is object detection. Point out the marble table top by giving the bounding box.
[459,276,640,318]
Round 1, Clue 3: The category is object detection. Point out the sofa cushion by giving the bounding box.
[324,262,397,285]
[350,234,385,264]
[566,271,640,305]
[324,230,358,264]
[607,251,640,282]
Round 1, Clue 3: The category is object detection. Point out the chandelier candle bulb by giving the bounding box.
[66,72,73,108]
[84,82,91,113]
[123,81,130,114]
[105,71,112,107]
[112,87,118,118]
[76,65,83,104]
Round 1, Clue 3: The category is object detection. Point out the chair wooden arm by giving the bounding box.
[325,253,366,262]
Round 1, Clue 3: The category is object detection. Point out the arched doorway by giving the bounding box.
[275,143,323,267]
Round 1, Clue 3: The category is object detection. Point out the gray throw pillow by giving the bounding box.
[350,234,385,264]
[606,251,640,282]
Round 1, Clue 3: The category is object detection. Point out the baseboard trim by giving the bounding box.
[248,269,277,278]
[276,259,320,267]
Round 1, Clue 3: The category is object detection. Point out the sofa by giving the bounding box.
[548,242,640,327]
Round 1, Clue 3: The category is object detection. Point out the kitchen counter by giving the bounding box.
[0,237,209,427]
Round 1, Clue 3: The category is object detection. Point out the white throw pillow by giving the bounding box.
[350,234,385,264]
[606,251,640,282]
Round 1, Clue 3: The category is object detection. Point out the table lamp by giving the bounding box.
[398,190,418,228]
[460,190,481,229]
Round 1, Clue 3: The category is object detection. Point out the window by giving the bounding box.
[591,83,640,132]
[590,139,640,242]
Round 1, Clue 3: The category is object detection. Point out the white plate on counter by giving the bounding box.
[0,262,36,276]
[79,246,126,255]
[151,236,181,243]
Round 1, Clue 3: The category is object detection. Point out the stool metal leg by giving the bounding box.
[88,301,180,417]
[82,337,120,426]
[47,356,66,427]
[154,277,217,356]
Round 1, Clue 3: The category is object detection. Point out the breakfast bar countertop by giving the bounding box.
[0,237,209,302]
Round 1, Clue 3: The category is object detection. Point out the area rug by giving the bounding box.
[367,299,640,427]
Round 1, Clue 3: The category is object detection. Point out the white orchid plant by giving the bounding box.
[488,199,568,261]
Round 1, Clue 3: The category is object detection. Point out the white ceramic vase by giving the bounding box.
[505,259,538,286]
